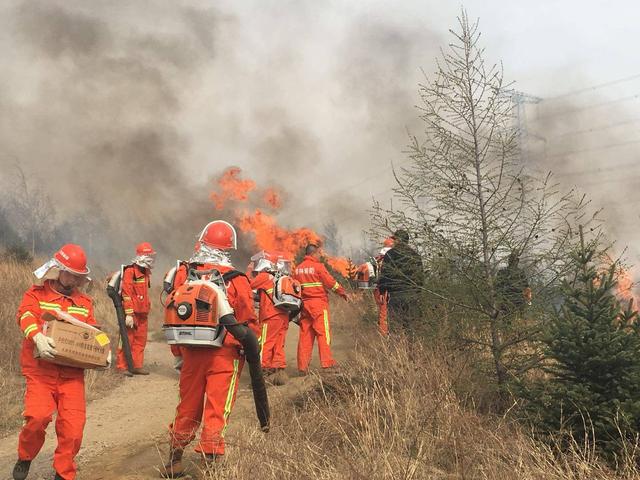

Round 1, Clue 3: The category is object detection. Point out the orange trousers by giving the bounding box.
[18,373,86,480]
[374,289,389,336]
[297,299,336,371]
[116,314,148,370]
[261,315,289,369]
[169,347,244,455]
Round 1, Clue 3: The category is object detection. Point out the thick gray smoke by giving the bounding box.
[0,0,441,268]
[524,91,640,262]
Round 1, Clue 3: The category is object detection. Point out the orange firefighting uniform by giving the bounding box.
[251,271,289,369]
[168,263,258,456]
[116,264,151,370]
[293,256,347,371]
[16,280,97,480]
[374,288,389,336]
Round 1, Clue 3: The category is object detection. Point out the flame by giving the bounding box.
[616,267,638,306]
[210,167,256,210]
[238,209,321,257]
[327,257,352,278]
[263,188,282,209]
[209,168,350,277]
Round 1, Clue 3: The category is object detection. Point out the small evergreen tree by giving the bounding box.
[523,226,640,458]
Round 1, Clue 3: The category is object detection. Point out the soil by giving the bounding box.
[0,325,351,479]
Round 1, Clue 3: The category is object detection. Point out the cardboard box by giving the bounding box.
[39,315,111,369]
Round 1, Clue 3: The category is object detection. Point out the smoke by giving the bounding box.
[525,91,640,260]
[0,0,442,269]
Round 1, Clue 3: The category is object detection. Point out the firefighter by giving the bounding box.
[373,237,394,336]
[12,244,109,480]
[162,221,259,476]
[116,242,156,376]
[250,252,291,384]
[378,230,424,334]
[496,251,530,315]
[293,243,348,373]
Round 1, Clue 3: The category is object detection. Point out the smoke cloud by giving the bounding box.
[0,0,442,268]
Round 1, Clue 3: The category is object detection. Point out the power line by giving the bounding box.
[535,93,640,121]
[545,118,640,140]
[545,73,640,101]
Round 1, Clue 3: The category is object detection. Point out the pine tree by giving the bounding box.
[524,227,640,457]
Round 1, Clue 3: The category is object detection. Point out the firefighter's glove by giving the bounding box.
[174,356,183,372]
[125,315,134,328]
[33,332,57,359]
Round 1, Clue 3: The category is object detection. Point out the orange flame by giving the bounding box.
[210,168,350,277]
[263,188,282,209]
[616,267,638,307]
[210,167,256,210]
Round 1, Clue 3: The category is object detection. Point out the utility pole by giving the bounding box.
[501,89,544,163]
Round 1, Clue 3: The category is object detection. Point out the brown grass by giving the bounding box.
[0,260,123,433]
[199,299,640,480]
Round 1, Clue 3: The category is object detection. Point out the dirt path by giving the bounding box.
[0,322,352,479]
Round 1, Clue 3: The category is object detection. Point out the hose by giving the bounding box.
[219,313,270,432]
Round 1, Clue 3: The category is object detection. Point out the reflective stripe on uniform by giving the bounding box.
[331,282,340,292]
[67,306,89,317]
[260,323,268,358]
[38,301,61,311]
[323,309,330,345]
[23,324,38,338]
[266,288,274,294]
[134,278,146,283]
[124,309,134,314]
[221,359,240,437]
[20,311,35,321]
[301,282,323,288]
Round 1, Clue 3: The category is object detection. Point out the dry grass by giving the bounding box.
[199,299,640,480]
[0,260,123,433]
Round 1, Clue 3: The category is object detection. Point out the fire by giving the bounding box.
[238,209,321,258]
[263,188,282,209]
[210,168,351,277]
[616,267,638,307]
[210,167,256,210]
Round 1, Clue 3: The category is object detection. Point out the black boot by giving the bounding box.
[160,448,184,478]
[12,460,31,480]
[54,473,64,480]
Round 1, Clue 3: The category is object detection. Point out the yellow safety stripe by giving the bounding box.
[67,307,89,317]
[124,308,134,314]
[260,324,268,358]
[221,359,240,437]
[24,324,38,338]
[134,278,146,283]
[323,309,330,345]
[20,311,35,321]
[38,301,61,311]
[301,282,323,288]
[266,288,274,294]
[331,282,340,291]
[122,295,132,301]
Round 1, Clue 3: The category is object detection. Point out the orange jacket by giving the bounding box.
[121,264,151,316]
[250,271,287,323]
[293,256,346,302]
[173,262,259,345]
[16,280,97,378]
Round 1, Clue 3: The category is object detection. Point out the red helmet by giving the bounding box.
[136,242,156,256]
[54,244,90,275]
[198,221,237,250]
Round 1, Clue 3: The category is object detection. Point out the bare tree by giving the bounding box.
[7,162,56,256]
[373,12,594,387]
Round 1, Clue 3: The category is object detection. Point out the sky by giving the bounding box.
[1,0,639,263]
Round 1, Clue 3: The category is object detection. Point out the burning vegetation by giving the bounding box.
[210,167,351,276]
